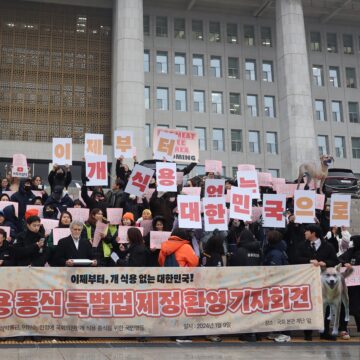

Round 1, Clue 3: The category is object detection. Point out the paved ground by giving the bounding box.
[1,343,360,360]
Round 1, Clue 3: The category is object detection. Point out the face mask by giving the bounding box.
[24,185,31,192]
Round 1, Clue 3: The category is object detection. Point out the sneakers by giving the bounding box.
[340,331,350,340]
[274,334,291,343]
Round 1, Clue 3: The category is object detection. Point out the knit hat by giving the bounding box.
[25,208,39,220]
[122,212,134,222]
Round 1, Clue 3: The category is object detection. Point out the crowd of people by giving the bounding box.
[0,156,360,343]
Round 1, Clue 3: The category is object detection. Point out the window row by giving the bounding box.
[144,51,274,81]
[318,135,360,160]
[145,87,276,117]
[144,16,273,47]
[312,65,357,88]
[314,99,360,123]
[310,31,360,55]
[145,125,279,155]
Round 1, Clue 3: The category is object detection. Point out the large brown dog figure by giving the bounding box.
[297,155,334,194]
[321,264,353,336]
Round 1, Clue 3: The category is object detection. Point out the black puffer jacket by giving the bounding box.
[10,179,36,220]
[228,230,261,266]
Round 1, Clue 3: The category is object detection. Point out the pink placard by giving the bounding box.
[182,187,201,196]
[257,172,272,187]
[106,208,123,225]
[0,201,19,217]
[26,205,44,218]
[117,226,144,243]
[150,231,171,249]
[0,226,11,240]
[2,191,15,198]
[344,266,360,287]
[271,178,286,187]
[67,208,90,222]
[251,207,263,222]
[12,154,28,178]
[52,228,71,246]
[274,183,297,198]
[315,194,325,210]
[205,160,222,174]
[32,191,43,198]
[137,188,155,204]
[237,164,256,171]
[40,219,59,235]
[93,222,109,247]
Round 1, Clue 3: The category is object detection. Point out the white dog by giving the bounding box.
[321,264,353,336]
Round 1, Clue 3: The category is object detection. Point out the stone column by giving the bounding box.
[276,0,317,180]
[112,0,145,162]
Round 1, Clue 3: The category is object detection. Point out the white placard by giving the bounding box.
[229,187,253,221]
[177,195,202,229]
[67,208,90,222]
[330,194,351,227]
[11,154,28,178]
[85,155,108,186]
[53,228,71,246]
[156,162,177,192]
[203,197,228,231]
[262,194,286,228]
[114,130,134,159]
[294,190,316,224]
[204,179,225,198]
[237,170,260,199]
[153,131,178,161]
[52,138,72,165]
[84,133,103,157]
[125,164,154,197]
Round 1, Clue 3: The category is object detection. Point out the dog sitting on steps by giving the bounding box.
[321,263,353,337]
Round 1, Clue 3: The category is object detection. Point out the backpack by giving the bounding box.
[164,253,179,267]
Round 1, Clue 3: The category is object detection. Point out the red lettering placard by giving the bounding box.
[262,194,286,228]
[237,171,260,199]
[177,195,202,229]
[85,155,108,186]
[156,162,177,192]
[125,164,154,197]
[203,197,227,231]
[204,179,225,198]
[229,187,252,221]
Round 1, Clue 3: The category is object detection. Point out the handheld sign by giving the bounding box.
[85,155,108,186]
[114,130,134,159]
[156,162,177,192]
[85,133,103,157]
[52,138,72,165]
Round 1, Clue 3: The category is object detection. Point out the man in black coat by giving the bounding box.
[295,224,339,341]
[54,220,97,267]
[10,178,36,220]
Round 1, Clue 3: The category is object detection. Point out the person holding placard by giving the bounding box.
[46,211,73,266]
[0,194,11,202]
[116,155,138,185]
[105,178,125,208]
[11,215,48,266]
[44,185,74,215]
[54,221,97,267]
[48,164,72,193]
[0,228,14,266]
[82,208,113,266]
[111,227,149,267]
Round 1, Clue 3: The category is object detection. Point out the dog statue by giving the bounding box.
[321,264,353,336]
[297,155,334,194]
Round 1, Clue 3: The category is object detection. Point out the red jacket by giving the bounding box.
[158,236,199,267]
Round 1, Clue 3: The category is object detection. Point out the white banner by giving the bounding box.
[330,194,351,227]
[294,190,316,224]
[85,133,103,157]
[177,195,202,229]
[85,155,108,186]
[114,130,135,159]
[52,138,72,165]
[125,164,154,197]
[203,197,228,231]
[262,194,286,228]
[156,162,177,192]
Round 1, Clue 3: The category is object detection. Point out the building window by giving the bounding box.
[174,18,186,39]
[228,57,239,79]
[192,55,204,76]
[195,127,207,151]
[352,137,360,158]
[264,96,276,118]
[227,23,238,44]
[156,16,168,37]
[244,25,255,46]
[332,101,343,122]
[329,66,340,87]
[193,90,205,113]
[268,169,279,178]
[144,50,150,72]
[310,31,321,52]
[262,61,273,82]
[145,123,151,147]
[192,20,203,40]
[143,15,150,36]
[249,131,260,154]
[245,59,256,80]
[335,136,346,158]
[211,92,223,114]
[156,87,168,110]
[213,129,224,151]
[266,132,278,154]
[261,27,272,47]
[230,93,241,115]
[156,51,168,74]
[315,100,326,121]
[312,65,324,86]
[327,33,337,53]
[144,86,150,109]
[231,129,242,152]
[247,95,258,117]
[175,53,186,75]
[346,67,356,88]
[349,102,359,123]
[210,56,222,78]
[175,89,187,112]
[343,34,354,54]
[318,135,329,156]
[209,21,221,42]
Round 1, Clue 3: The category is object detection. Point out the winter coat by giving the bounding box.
[81,185,108,216]
[150,191,176,231]
[263,240,289,266]
[44,193,74,214]
[228,238,262,266]
[200,252,223,267]
[2,204,20,239]
[10,179,36,220]
[284,222,305,264]
[0,240,15,266]
[295,240,338,267]
[48,169,72,193]
[158,236,199,267]
[105,189,124,208]
[112,243,150,267]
